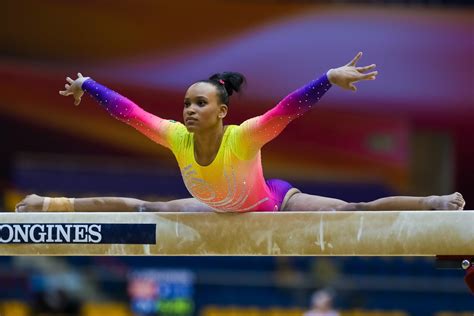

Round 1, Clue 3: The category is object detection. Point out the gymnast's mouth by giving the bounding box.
[185,117,198,123]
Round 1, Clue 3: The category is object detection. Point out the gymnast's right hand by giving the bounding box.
[59,72,90,106]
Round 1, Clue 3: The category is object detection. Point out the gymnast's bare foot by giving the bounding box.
[426,192,465,210]
[15,194,45,212]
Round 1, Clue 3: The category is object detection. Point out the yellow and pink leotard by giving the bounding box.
[82,74,332,212]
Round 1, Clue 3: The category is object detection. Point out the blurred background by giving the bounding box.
[1,0,473,315]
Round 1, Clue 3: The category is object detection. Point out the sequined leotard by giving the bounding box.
[82,74,332,212]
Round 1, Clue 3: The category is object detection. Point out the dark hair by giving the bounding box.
[197,71,246,105]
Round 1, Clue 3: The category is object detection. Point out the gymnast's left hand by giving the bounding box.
[59,72,90,106]
[327,52,378,91]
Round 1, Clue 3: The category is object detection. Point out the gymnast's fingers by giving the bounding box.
[356,64,376,73]
[361,71,378,80]
[59,90,72,96]
[347,52,363,67]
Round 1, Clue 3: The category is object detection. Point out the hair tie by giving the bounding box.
[218,79,225,85]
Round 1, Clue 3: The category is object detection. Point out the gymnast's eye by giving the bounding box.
[184,101,191,107]
[197,100,207,107]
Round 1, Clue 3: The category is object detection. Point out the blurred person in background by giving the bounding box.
[33,288,80,316]
[15,52,465,213]
[304,289,339,316]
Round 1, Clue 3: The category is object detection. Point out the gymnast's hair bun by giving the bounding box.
[209,72,246,97]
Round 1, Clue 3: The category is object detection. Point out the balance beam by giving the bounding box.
[0,211,472,256]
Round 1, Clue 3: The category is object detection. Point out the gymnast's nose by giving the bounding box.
[186,106,196,116]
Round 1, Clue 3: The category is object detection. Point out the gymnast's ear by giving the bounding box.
[218,104,228,119]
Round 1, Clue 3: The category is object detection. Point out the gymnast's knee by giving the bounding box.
[333,202,367,212]
[137,201,168,212]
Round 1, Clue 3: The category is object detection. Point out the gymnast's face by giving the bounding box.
[183,82,228,133]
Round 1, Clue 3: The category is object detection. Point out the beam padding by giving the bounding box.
[0,211,472,256]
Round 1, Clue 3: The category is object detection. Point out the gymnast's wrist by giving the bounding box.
[77,77,91,91]
[326,69,336,85]
[43,197,75,212]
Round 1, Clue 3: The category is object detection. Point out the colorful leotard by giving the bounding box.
[82,74,332,212]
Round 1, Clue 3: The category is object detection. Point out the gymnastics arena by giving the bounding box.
[1,0,473,315]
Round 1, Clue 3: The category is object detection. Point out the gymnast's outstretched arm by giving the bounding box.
[233,52,377,158]
[59,73,179,149]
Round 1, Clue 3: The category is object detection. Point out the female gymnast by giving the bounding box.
[16,52,465,213]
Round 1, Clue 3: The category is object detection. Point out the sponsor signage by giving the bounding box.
[0,223,156,244]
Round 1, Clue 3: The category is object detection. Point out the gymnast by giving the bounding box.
[15,52,465,213]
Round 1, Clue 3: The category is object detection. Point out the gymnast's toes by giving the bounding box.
[431,193,465,211]
[454,192,465,210]
[15,194,44,212]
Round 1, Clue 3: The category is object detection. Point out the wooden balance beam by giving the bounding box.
[0,211,472,256]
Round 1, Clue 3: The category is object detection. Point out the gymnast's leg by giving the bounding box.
[15,194,214,212]
[141,198,214,212]
[353,193,465,211]
[283,192,465,211]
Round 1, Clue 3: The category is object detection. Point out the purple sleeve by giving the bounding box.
[82,79,174,148]
[264,73,332,118]
[234,74,332,158]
